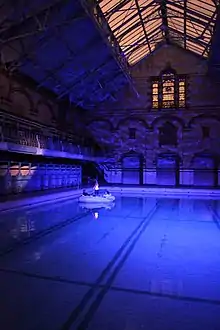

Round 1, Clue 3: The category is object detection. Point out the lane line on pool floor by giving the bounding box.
[0,202,141,267]
[1,266,220,307]
[60,203,159,330]
[0,198,143,257]
[0,211,90,257]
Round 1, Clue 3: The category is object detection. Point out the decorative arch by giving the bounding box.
[10,89,33,115]
[160,65,177,76]
[0,74,10,98]
[86,118,114,131]
[191,152,218,165]
[120,150,144,162]
[116,116,149,130]
[188,114,220,128]
[45,101,56,121]
[158,122,178,147]
[151,115,185,130]
[157,152,181,162]
[37,100,56,122]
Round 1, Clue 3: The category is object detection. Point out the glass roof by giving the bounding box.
[96,0,217,65]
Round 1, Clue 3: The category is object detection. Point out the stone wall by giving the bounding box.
[0,68,91,139]
[85,45,220,186]
[0,70,58,126]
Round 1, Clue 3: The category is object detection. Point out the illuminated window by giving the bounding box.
[151,68,186,110]
[152,82,159,109]
[178,78,186,108]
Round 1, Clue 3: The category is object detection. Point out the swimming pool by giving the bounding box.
[0,194,220,330]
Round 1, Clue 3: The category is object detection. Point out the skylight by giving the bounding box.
[95,0,217,65]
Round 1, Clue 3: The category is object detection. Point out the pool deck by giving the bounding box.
[105,186,220,197]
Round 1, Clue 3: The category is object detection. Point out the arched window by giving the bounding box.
[151,67,186,110]
[159,122,177,146]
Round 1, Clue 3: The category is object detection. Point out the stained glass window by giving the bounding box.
[151,69,186,110]
[162,73,175,108]
[152,82,159,109]
[178,79,186,108]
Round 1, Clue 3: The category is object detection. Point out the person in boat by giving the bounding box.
[93,179,99,196]
[103,190,111,197]
[82,189,90,196]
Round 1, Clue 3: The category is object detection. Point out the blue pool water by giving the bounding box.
[0,195,220,330]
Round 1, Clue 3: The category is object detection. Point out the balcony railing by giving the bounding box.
[0,124,98,158]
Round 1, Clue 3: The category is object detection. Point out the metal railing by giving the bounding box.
[0,126,97,157]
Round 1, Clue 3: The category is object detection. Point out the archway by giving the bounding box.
[158,122,178,147]
[151,115,185,131]
[156,153,180,186]
[121,152,144,185]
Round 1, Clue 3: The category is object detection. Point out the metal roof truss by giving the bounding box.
[94,0,218,65]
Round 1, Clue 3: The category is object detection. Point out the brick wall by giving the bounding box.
[85,45,220,186]
[0,71,59,126]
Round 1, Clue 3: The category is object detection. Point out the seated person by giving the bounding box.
[82,189,90,196]
[103,190,111,197]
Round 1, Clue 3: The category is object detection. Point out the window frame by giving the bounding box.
[151,68,187,110]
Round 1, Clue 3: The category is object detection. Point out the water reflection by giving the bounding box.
[1,200,79,245]
[1,196,219,256]
[79,202,115,220]
[10,212,36,239]
[78,202,115,211]
[93,212,99,219]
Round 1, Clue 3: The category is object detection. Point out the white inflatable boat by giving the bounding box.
[79,194,115,203]
[79,202,115,210]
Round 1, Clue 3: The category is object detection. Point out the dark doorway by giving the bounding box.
[193,155,217,187]
[156,153,179,186]
[122,153,143,185]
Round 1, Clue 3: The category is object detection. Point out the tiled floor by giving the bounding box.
[0,194,220,330]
